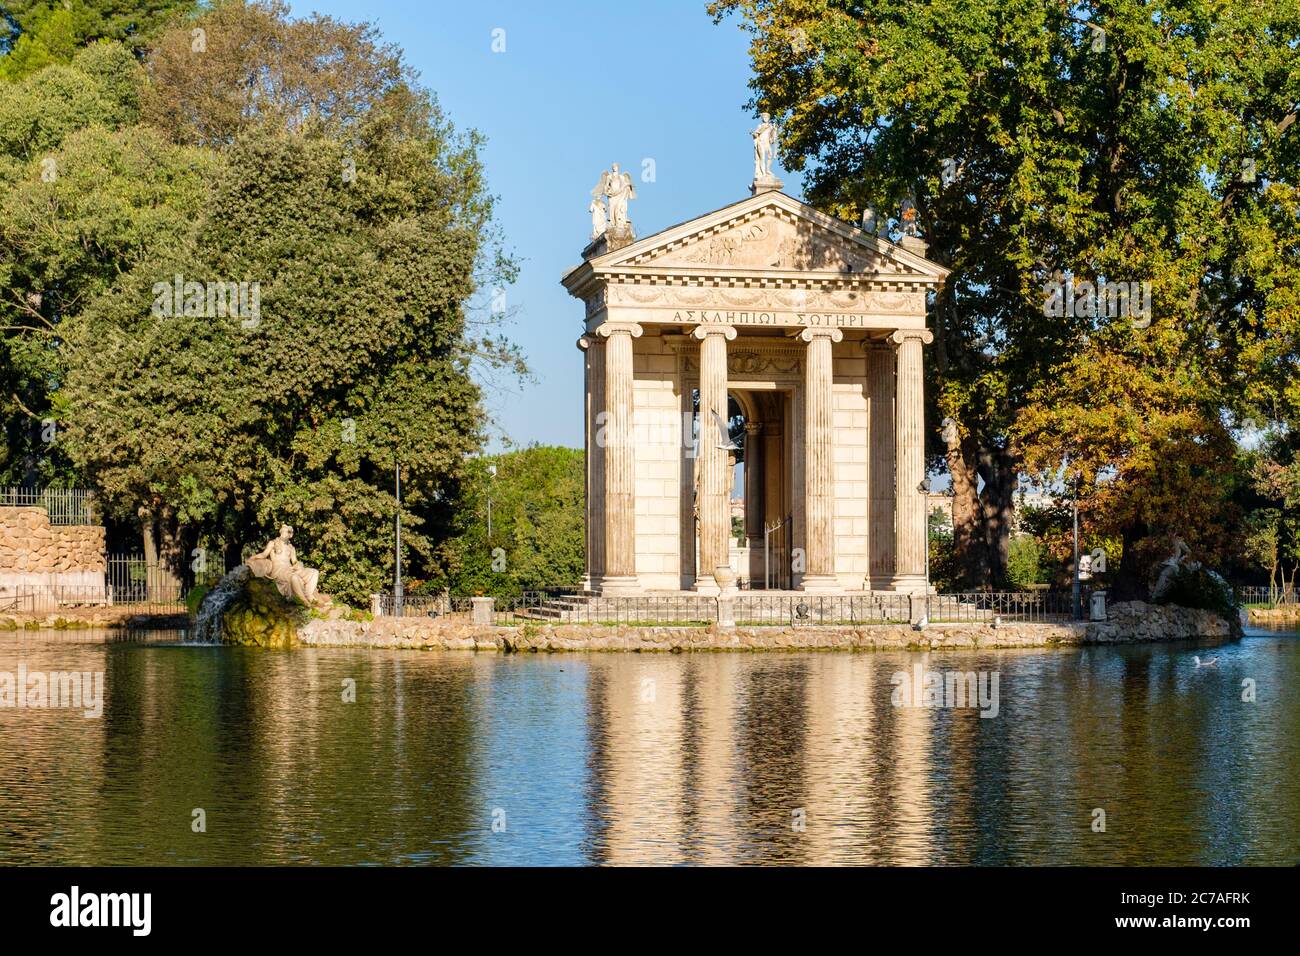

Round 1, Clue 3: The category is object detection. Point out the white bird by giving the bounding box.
[711,410,740,451]
[1193,655,1219,668]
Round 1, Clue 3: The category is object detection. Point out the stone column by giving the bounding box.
[743,422,763,548]
[692,324,736,592]
[597,321,642,594]
[577,335,595,590]
[762,415,785,589]
[799,327,843,592]
[889,329,934,592]
[864,340,895,590]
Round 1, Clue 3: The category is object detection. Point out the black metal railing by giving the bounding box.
[0,487,95,525]
[925,590,1077,623]
[1235,585,1297,608]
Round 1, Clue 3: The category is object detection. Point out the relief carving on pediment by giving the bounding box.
[648,215,887,273]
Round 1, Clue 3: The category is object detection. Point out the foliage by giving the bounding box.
[425,446,585,598]
[0,41,200,487]
[141,0,414,149]
[711,0,1300,595]
[1005,534,1042,589]
[1,1,520,606]
[0,0,194,80]
[926,507,959,591]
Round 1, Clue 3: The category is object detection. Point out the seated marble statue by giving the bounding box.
[246,524,330,608]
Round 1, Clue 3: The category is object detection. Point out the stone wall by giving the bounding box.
[1087,601,1240,643]
[298,600,1239,653]
[1246,606,1300,626]
[0,506,106,595]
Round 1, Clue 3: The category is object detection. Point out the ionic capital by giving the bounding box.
[798,327,844,343]
[744,422,763,435]
[691,323,737,341]
[576,335,593,352]
[595,321,643,339]
[889,328,934,346]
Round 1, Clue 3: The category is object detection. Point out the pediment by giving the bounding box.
[581,191,949,284]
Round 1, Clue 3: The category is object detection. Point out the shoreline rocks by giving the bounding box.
[295,600,1239,653]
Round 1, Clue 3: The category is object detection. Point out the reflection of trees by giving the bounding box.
[91,642,480,864]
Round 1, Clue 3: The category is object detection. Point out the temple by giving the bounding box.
[563,174,949,595]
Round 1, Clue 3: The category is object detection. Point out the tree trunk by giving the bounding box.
[977,445,1017,586]
[945,431,985,586]
[139,506,183,602]
[1112,520,1151,601]
[156,505,184,599]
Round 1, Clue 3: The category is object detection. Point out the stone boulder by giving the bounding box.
[195,566,310,648]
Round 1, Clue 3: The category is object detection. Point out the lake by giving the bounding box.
[1,626,1296,865]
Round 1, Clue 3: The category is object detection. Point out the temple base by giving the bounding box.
[597,574,641,596]
[888,573,930,594]
[797,573,841,594]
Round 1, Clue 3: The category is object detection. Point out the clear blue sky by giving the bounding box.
[288,0,803,450]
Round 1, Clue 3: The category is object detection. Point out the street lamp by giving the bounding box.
[394,451,403,617]
[1071,476,1081,621]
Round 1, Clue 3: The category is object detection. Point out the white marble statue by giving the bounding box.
[861,204,880,235]
[593,164,636,233]
[752,112,779,181]
[589,195,608,240]
[247,524,330,608]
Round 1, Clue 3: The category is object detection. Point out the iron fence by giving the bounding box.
[0,557,231,616]
[0,487,95,525]
[0,585,191,615]
[925,590,1077,623]
[440,589,1077,627]
[1235,585,1297,607]
[373,587,591,623]
[732,593,911,626]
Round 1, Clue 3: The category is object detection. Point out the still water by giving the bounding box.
[1,627,1297,865]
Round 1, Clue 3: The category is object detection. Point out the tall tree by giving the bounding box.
[0,40,185,487]
[0,0,195,79]
[3,1,520,604]
[713,0,1300,592]
[430,446,586,598]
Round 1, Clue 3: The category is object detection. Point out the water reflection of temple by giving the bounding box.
[585,653,955,865]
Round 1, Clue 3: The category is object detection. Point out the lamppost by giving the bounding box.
[1071,476,1081,621]
[394,451,403,617]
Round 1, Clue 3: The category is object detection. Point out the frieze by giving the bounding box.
[605,284,923,315]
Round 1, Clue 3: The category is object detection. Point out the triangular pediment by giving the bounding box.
[581,191,949,283]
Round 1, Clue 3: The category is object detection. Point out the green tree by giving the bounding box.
[0,41,190,488]
[2,1,519,605]
[430,446,586,597]
[0,0,194,80]
[712,0,1300,596]
[1005,534,1042,589]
